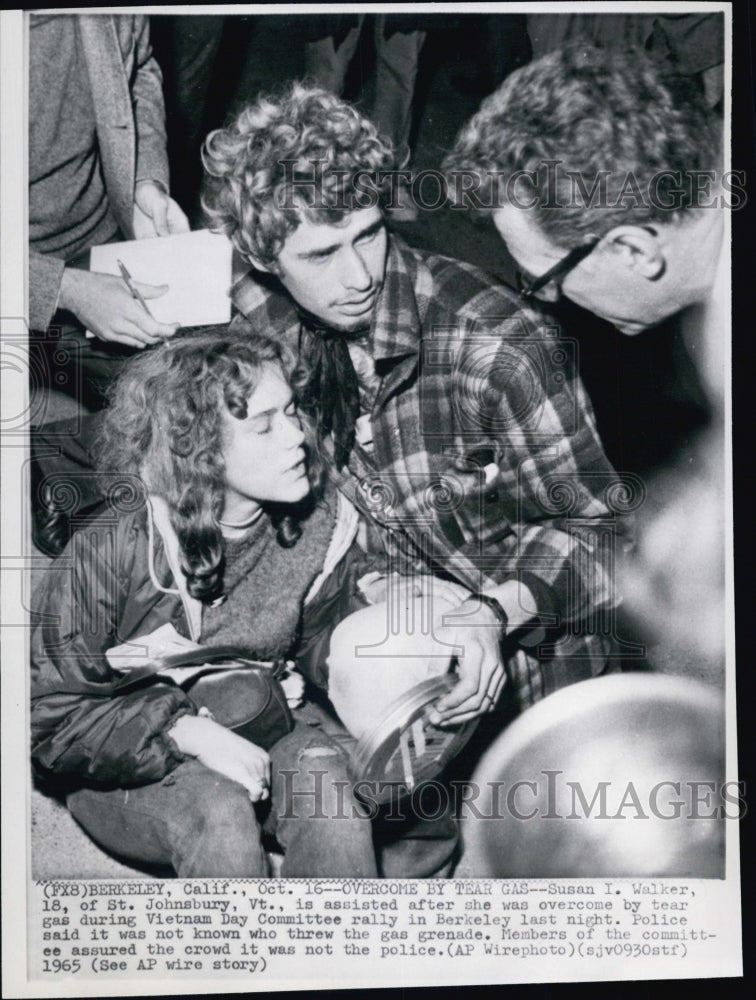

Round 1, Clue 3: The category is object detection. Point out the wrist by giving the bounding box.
[473,592,508,631]
[135,178,168,194]
[57,266,84,312]
[135,179,168,211]
[168,712,209,757]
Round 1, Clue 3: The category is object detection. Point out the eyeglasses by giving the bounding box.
[517,237,601,301]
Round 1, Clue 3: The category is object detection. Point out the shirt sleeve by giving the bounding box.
[30,516,196,786]
[129,15,170,192]
[454,308,628,629]
[29,249,66,332]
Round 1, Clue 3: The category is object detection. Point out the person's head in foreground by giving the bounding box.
[459,674,726,879]
[202,82,397,335]
[444,45,725,335]
[95,323,321,603]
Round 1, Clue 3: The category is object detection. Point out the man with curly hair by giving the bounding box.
[31,82,627,875]
[200,83,624,738]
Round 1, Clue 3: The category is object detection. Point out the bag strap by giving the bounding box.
[113,645,284,694]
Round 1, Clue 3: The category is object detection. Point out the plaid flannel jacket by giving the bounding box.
[232,235,632,710]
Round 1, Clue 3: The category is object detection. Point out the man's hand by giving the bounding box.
[170,714,271,802]
[59,268,180,348]
[133,180,190,239]
[427,598,507,727]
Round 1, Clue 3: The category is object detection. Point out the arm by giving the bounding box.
[169,715,270,802]
[29,250,66,334]
[29,246,179,346]
[30,516,196,786]
[129,14,169,193]
[31,513,271,800]
[432,313,623,723]
[128,16,189,239]
[57,267,179,348]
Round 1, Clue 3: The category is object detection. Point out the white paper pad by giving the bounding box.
[89,228,233,328]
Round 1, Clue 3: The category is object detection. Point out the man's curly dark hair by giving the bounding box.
[443,45,721,248]
[94,324,326,603]
[202,82,397,269]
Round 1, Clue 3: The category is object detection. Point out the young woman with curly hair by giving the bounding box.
[30,324,377,878]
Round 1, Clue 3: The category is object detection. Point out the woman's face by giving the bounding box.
[220,364,309,522]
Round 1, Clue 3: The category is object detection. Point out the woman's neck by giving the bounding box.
[217,504,264,538]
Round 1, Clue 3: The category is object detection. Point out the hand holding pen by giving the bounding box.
[59,264,180,349]
[117,259,155,320]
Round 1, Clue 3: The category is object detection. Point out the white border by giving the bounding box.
[2,4,740,996]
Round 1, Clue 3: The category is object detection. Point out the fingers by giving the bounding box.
[433,632,494,712]
[487,669,507,710]
[429,626,505,725]
[166,197,191,234]
[83,275,178,345]
[135,281,170,300]
[95,311,175,348]
[124,281,179,343]
[134,181,170,236]
[228,751,270,803]
[246,753,271,802]
[150,203,169,236]
[436,665,507,727]
[243,746,271,786]
[246,777,270,803]
[436,705,488,726]
[434,658,484,716]
[178,719,272,802]
[96,329,153,350]
[134,184,190,237]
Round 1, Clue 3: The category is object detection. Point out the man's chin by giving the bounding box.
[328,316,373,338]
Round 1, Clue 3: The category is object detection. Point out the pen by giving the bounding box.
[117,259,154,319]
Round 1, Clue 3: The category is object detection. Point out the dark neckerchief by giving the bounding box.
[296,314,362,470]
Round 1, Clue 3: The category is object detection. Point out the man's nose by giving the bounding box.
[342,248,371,290]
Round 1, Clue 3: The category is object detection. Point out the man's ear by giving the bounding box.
[602,225,666,280]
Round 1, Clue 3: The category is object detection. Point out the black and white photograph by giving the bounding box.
[0,3,744,995]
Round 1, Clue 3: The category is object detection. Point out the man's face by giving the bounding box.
[273,206,388,332]
[493,205,674,335]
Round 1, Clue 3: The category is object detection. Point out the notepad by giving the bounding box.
[89,228,233,329]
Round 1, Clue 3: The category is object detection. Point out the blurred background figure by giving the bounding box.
[451,14,531,98]
[150,15,226,221]
[458,674,727,877]
[526,11,724,108]
[303,13,429,221]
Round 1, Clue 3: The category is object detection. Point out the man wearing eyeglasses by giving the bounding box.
[443,44,727,388]
[444,43,729,682]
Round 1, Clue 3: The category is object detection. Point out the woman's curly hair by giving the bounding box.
[201,81,397,268]
[94,324,325,603]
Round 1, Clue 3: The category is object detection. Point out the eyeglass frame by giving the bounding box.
[517,236,601,301]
